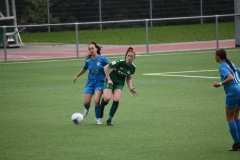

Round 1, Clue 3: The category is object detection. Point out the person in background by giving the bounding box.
[100,47,138,126]
[212,49,240,151]
[73,42,110,125]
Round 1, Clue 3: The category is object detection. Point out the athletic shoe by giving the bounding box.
[228,142,240,151]
[95,118,102,125]
[100,107,104,118]
[106,120,113,126]
[82,109,89,119]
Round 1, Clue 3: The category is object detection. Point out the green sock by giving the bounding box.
[101,98,109,109]
[108,101,119,120]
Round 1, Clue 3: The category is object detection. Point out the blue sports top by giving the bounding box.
[218,61,240,99]
[83,55,110,84]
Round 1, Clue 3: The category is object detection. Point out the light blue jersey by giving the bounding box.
[219,61,240,100]
[83,55,110,93]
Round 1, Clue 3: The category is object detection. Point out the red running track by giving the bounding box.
[0,40,235,61]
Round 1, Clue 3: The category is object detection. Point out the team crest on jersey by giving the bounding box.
[97,62,101,66]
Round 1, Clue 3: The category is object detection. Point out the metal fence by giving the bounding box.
[0,13,239,61]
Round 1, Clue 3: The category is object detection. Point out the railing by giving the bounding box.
[1,14,240,61]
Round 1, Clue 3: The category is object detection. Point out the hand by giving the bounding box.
[107,79,113,85]
[130,88,138,96]
[212,82,221,88]
[73,76,78,83]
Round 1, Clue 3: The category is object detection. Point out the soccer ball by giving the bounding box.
[71,112,84,124]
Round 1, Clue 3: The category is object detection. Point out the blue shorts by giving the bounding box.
[84,80,104,94]
[225,99,240,109]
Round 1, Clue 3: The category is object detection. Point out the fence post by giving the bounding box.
[150,0,153,27]
[235,0,240,47]
[99,0,102,30]
[47,0,50,32]
[75,23,79,57]
[200,0,203,24]
[3,27,7,61]
[145,19,149,53]
[215,15,219,49]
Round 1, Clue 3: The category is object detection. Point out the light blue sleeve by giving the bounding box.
[83,59,89,70]
[219,66,230,81]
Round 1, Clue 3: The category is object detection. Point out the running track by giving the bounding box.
[0,39,235,61]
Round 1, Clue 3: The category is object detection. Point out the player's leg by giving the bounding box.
[94,90,103,124]
[100,81,113,118]
[226,99,240,151]
[106,85,123,126]
[234,100,240,148]
[82,86,94,119]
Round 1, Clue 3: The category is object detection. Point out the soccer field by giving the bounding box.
[0,48,240,160]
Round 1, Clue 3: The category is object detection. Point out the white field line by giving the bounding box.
[143,70,218,75]
[144,74,218,79]
[143,69,219,79]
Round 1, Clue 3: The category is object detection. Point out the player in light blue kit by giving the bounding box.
[212,49,240,151]
[73,42,110,124]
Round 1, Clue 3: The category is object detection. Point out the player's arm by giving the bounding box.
[104,64,113,85]
[212,73,234,87]
[126,76,138,95]
[73,68,86,83]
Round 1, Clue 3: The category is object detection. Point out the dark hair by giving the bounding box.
[125,47,136,58]
[215,49,236,72]
[89,42,102,55]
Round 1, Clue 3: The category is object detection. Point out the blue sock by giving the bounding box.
[95,106,101,119]
[84,104,90,110]
[235,119,240,140]
[228,121,240,143]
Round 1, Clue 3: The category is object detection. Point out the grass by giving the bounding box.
[1,48,240,160]
[20,22,234,44]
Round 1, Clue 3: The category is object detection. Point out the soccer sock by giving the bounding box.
[84,104,90,110]
[108,101,119,120]
[101,98,109,109]
[228,121,240,143]
[235,118,240,140]
[95,106,101,119]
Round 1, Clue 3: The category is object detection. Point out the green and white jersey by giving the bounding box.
[108,59,136,85]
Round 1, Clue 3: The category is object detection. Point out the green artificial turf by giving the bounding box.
[0,48,240,160]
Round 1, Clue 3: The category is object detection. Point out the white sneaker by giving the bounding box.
[82,109,89,119]
[95,118,102,125]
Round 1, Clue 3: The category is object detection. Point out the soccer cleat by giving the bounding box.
[228,142,240,151]
[100,107,104,118]
[95,118,102,125]
[82,109,89,119]
[106,120,113,126]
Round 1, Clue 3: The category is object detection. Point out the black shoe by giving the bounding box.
[106,120,113,126]
[228,142,240,151]
[100,107,104,118]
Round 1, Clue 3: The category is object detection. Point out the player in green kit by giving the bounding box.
[100,47,138,126]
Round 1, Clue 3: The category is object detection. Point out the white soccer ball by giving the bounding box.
[71,112,84,124]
